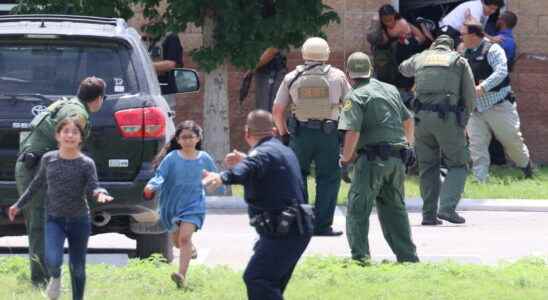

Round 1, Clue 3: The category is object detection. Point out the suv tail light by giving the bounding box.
[114,107,166,139]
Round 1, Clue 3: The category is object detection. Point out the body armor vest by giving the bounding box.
[415,50,462,106]
[291,64,333,121]
[464,40,510,92]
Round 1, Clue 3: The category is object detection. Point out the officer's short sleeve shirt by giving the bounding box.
[339,79,410,147]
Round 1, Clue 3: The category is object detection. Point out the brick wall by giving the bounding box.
[129,0,548,163]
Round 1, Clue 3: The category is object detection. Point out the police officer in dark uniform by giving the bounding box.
[202,110,313,300]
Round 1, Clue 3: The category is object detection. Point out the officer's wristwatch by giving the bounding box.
[220,171,230,185]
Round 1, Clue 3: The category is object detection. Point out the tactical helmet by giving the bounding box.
[346,52,372,79]
[302,37,330,61]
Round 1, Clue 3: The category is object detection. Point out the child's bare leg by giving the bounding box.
[171,227,180,249]
[177,222,196,278]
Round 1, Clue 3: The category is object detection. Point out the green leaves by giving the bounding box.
[14,0,340,72]
[138,0,340,72]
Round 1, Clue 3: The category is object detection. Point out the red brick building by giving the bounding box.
[128,0,548,163]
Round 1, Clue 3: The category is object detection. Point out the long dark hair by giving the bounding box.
[152,120,203,168]
[379,4,401,31]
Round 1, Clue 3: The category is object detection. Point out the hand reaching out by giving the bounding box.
[224,149,246,168]
[97,193,114,203]
[202,170,223,193]
[143,185,156,200]
[8,205,19,222]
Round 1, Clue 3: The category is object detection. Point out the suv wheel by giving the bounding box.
[135,233,174,262]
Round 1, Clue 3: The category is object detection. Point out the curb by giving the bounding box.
[206,196,548,213]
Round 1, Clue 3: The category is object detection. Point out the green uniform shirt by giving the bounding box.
[20,97,91,155]
[338,78,411,149]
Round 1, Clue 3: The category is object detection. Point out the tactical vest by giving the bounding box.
[415,49,462,106]
[464,40,510,92]
[291,64,334,121]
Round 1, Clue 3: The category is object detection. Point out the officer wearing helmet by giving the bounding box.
[273,37,352,236]
[399,35,476,225]
[338,52,419,263]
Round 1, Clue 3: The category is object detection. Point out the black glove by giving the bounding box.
[339,158,353,183]
[280,134,290,146]
[402,147,417,169]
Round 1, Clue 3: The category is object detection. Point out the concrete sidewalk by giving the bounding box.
[206,196,548,212]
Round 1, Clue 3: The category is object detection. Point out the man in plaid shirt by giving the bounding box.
[461,21,534,182]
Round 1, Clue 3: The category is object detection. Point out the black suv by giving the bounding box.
[0,15,199,260]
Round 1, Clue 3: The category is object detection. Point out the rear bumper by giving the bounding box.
[0,172,164,236]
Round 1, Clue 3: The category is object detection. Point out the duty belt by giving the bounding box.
[298,119,336,129]
[414,100,464,125]
[357,145,403,161]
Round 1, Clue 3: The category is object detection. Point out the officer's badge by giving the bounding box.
[424,54,451,67]
[342,99,352,111]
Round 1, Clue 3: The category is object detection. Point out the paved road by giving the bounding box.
[1,209,547,268]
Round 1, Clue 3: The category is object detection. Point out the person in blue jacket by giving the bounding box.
[203,110,313,300]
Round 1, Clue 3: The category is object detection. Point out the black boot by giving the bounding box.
[437,211,465,224]
[522,161,535,179]
[421,217,443,226]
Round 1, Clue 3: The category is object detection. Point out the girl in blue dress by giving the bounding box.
[143,120,222,288]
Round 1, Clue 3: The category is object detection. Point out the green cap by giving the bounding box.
[346,51,372,79]
[432,34,454,50]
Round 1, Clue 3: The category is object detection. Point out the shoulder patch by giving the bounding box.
[423,54,451,67]
[342,99,353,111]
[248,149,259,157]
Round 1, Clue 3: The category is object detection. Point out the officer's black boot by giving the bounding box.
[421,217,443,226]
[522,161,535,179]
[437,211,465,224]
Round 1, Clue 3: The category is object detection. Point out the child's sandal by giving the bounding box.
[171,272,185,288]
[191,244,198,259]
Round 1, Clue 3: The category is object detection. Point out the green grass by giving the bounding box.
[2,256,548,299]
[233,166,548,204]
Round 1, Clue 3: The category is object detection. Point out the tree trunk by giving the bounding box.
[202,15,230,178]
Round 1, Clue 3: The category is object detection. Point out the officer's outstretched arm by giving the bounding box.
[399,55,418,78]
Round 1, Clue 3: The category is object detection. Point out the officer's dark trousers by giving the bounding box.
[415,113,469,219]
[15,160,49,286]
[244,234,311,300]
[290,127,340,233]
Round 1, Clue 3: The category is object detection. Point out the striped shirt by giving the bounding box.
[468,40,511,112]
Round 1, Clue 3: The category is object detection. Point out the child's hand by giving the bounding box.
[143,185,155,200]
[202,170,223,192]
[8,205,19,222]
[97,193,114,203]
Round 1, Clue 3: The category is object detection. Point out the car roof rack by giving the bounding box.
[0,14,123,27]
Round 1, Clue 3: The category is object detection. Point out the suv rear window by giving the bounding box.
[0,39,138,96]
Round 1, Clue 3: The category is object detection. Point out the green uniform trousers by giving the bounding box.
[15,160,49,286]
[290,126,340,233]
[346,155,418,262]
[415,113,469,219]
